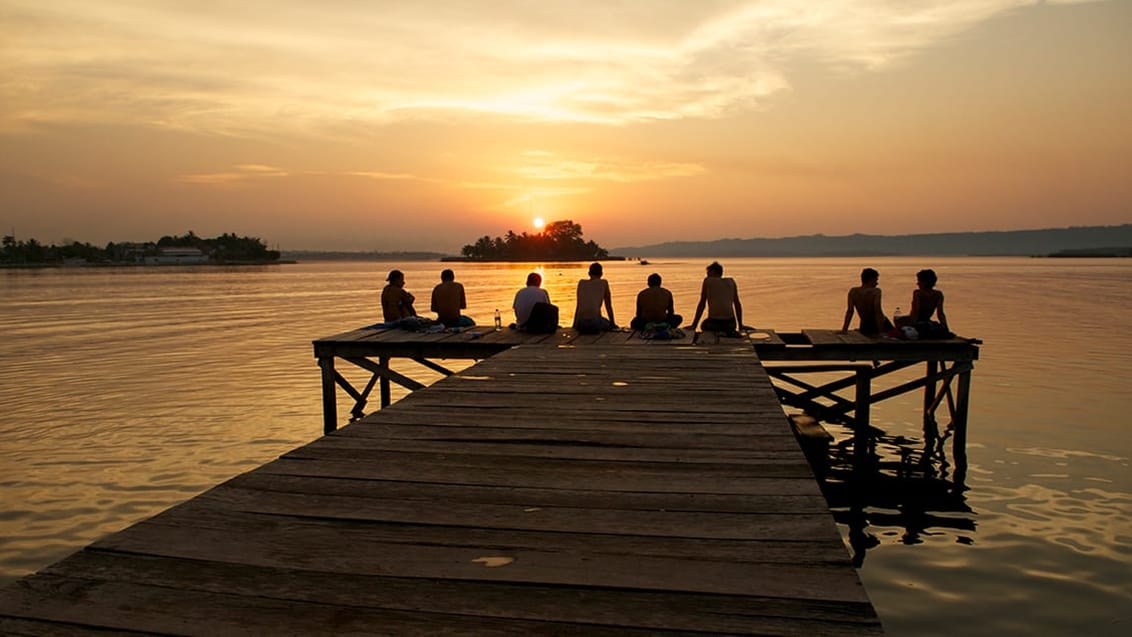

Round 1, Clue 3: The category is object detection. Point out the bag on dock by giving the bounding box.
[913,320,952,339]
[895,320,953,340]
[523,302,559,334]
[640,322,683,340]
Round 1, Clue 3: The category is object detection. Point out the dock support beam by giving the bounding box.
[923,360,939,437]
[379,356,391,408]
[953,367,972,485]
[319,357,338,435]
[853,367,872,465]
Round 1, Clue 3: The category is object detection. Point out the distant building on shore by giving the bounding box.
[145,247,208,265]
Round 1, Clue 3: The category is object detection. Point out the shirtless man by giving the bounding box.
[840,267,891,336]
[573,262,616,333]
[381,269,416,323]
[430,268,475,328]
[630,273,682,331]
[690,261,745,336]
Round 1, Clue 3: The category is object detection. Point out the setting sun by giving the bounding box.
[533,217,545,230]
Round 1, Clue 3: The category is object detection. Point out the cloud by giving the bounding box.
[513,151,707,183]
[495,187,595,213]
[176,164,288,185]
[346,171,437,183]
[0,1,1107,133]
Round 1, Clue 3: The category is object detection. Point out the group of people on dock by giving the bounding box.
[381,262,949,339]
[839,267,949,338]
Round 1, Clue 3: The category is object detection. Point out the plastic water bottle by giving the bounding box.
[494,309,502,331]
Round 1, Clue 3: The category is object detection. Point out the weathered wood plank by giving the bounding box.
[258,455,824,494]
[341,406,793,427]
[38,552,882,634]
[314,431,805,457]
[223,472,830,515]
[191,486,834,540]
[290,435,812,464]
[4,573,709,636]
[332,422,797,449]
[120,502,849,565]
[0,616,151,636]
[341,415,792,436]
[90,520,866,601]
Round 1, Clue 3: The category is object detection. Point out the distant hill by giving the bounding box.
[613,225,1132,258]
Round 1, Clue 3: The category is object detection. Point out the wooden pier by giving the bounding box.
[315,326,979,448]
[0,328,888,635]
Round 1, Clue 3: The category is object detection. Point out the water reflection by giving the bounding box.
[807,418,977,567]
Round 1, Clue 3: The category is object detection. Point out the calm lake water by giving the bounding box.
[2,257,1130,635]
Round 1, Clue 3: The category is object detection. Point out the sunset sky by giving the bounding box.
[2,0,1129,252]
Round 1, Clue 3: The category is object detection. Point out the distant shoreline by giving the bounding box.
[0,260,295,269]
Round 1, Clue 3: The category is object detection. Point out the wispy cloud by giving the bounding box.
[346,171,438,183]
[1,1,1104,133]
[176,164,288,185]
[513,151,706,182]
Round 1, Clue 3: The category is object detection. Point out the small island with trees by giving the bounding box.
[1,231,283,267]
[451,220,615,262]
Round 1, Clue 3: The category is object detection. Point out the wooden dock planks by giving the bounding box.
[0,342,882,635]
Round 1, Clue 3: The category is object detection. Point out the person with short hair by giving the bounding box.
[381,269,416,323]
[431,268,475,328]
[573,262,616,333]
[513,272,552,330]
[631,272,682,331]
[910,268,949,336]
[690,261,745,336]
[839,267,892,336]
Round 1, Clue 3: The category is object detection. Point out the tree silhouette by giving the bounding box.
[460,220,609,261]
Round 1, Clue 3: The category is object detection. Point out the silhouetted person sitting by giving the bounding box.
[630,272,682,331]
[512,272,557,333]
[381,269,416,323]
[909,268,951,338]
[573,262,616,334]
[690,261,746,336]
[840,267,892,336]
[911,269,947,327]
[431,268,475,328]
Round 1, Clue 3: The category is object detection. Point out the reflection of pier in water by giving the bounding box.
[753,329,981,567]
[812,421,976,567]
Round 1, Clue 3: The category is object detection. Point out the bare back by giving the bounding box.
[431,281,466,324]
[636,286,673,323]
[847,285,884,335]
[575,278,611,320]
[703,277,738,319]
[911,288,943,322]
